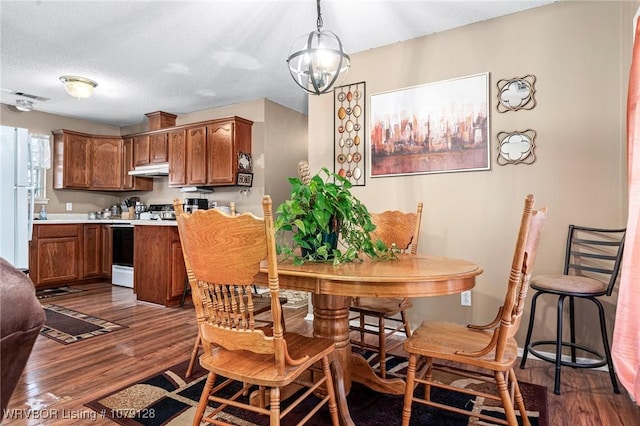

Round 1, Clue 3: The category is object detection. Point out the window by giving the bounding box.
[28,133,50,203]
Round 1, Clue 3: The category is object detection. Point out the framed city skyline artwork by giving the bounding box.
[369,72,490,177]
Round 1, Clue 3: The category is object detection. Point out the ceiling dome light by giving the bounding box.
[59,75,98,99]
[286,0,350,95]
[15,99,33,112]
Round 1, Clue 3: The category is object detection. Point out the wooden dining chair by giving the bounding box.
[349,202,423,378]
[401,194,547,426]
[172,199,287,379]
[176,195,339,426]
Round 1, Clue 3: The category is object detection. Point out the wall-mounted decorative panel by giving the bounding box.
[334,81,366,186]
[496,75,537,112]
[496,129,537,165]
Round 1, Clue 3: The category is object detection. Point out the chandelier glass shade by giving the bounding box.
[287,0,350,95]
[59,75,98,99]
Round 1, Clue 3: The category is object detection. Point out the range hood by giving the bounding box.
[128,163,169,177]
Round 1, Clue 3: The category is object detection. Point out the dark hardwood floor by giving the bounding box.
[4,282,639,425]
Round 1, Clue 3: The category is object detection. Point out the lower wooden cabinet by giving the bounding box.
[30,223,113,288]
[29,224,82,287]
[133,225,186,306]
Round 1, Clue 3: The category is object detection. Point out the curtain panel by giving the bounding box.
[612,13,640,404]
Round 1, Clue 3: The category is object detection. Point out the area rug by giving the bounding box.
[39,304,127,345]
[85,353,547,426]
[36,286,85,299]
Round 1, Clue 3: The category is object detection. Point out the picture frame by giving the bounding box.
[370,73,490,177]
[334,81,366,186]
[236,172,253,187]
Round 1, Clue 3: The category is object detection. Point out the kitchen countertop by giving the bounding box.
[34,216,178,226]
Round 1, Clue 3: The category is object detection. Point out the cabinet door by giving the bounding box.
[134,135,150,166]
[168,229,187,301]
[83,224,102,278]
[30,224,81,287]
[207,121,235,185]
[168,129,187,186]
[149,133,168,163]
[101,225,112,276]
[187,126,208,185]
[122,138,135,190]
[64,133,92,188]
[91,138,123,189]
[123,138,153,191]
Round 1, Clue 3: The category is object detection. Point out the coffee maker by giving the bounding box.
[183,198,209,214]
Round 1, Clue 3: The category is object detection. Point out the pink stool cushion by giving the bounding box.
[531,274,607,294]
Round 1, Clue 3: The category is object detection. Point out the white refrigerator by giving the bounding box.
[0,126,35,270]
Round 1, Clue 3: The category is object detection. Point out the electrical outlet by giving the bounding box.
[66,202,73,211]
[461,291,471,306]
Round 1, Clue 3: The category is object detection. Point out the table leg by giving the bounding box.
[312,294,354,426]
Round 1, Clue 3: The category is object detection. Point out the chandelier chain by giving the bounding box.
[316,0,323,31]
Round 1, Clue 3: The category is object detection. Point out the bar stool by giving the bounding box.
[519,225,626,395]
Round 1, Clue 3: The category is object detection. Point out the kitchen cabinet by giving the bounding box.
[167,117,253,187]
[134,133,168,166]
[53,131,91,189]
[123,138,153,191]
[83,224,102,278]
[186,126,208,185]
[29,223,116,288]
[91,137,123,190]
[29,224,82,288]
[168,129,187,186]
[101,225,112,276]
[133,225,186,306]
[53,130,151,191]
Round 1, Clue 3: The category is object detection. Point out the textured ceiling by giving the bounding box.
[0,0,553,127]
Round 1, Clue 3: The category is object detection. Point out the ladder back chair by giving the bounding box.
[176,195,339,426]
[520,225,626,395]
[172,199,287,380]
[401,194,547,426]
[349,202,423,378]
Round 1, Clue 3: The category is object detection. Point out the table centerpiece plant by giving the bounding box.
[274,162,397,265]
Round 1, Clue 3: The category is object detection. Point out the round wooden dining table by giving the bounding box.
[256,253,483,426]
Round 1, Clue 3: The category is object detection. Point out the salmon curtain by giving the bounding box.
[612,13,640,404]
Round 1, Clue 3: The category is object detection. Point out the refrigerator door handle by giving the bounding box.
[26,134,35,241]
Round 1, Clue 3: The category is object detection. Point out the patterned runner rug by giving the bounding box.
[39,304,127,345]
[36,286,85,299]
[85,353,547,426]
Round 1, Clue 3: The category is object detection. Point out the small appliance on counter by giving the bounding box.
[183,198,209,214]
[148,204,176,220]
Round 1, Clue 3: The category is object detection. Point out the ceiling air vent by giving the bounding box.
[11,91,50,102]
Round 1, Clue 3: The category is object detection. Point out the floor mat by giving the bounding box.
[39,304,127,344]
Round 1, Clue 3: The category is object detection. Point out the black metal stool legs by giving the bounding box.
[520,290,620,395]
[592,296,620,394]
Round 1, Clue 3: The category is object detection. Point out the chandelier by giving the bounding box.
[286,0,350,95]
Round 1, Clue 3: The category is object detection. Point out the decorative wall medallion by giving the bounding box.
[334,81,366,186]
[496,75,537,113]
[496,129,536,165]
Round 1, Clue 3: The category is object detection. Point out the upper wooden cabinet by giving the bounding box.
[54,130,152,191]
[168,117,253,187]
[123,138,153,191]
[168,129,187,186]
[91,137,123,190]
[53,131,91,189]
[134,133,169,166]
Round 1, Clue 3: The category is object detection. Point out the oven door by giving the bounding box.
[111,225,134,287]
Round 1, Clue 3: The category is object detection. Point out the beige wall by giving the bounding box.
[0,104,123,213]
[0,98,307,217]
[308,1,637,350]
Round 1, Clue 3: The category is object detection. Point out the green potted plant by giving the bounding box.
[275,164,394,265]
